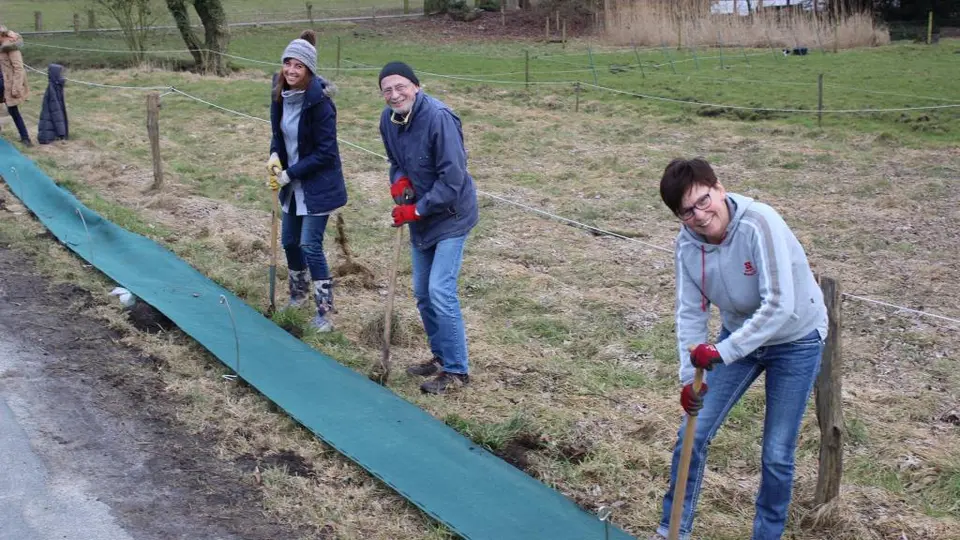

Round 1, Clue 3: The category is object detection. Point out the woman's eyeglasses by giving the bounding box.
[678,192,712,221]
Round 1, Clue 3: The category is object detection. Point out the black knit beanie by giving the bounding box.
[378,61,420,89]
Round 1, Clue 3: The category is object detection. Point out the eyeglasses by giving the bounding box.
[678,191,712,221]
[381,83,410,97]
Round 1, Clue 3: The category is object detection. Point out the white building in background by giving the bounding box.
[710,0,827,15]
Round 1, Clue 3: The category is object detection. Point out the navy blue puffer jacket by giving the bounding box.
[38,64,68,144]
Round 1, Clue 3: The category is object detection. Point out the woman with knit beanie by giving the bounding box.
[266,30,347,331]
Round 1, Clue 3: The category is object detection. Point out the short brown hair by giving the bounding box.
[659,158,719,216]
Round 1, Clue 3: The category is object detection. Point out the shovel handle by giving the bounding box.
[668,366,704,540]
[268,184,280,309]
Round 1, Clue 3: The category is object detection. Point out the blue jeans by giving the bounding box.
[281,212,330,280]
[657,329,823,540]
[410,235,469,375]
[6,105,30,142]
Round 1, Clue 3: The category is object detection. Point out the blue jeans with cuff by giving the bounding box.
[410,234,469,375]
[657,329,823,540]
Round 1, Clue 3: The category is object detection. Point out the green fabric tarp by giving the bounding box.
[0,139,636,540]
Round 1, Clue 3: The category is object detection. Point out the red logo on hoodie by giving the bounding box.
[744,261,757,276]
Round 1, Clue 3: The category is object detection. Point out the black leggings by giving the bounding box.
[5,105,30,142]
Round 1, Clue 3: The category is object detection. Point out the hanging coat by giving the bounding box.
[0,32,28,107]
[38,64,68,144]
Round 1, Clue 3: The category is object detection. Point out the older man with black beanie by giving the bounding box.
[377,61,479,395]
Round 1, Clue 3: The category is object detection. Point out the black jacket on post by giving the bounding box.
[38,64,68,144]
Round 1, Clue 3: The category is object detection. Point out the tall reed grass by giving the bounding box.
[604,0,889,49]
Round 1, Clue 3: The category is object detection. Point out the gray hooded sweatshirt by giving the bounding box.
[674,192,827,385]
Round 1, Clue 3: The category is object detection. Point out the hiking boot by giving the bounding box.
[420,372,469,395]
[405,358,442,377]
[288,269,310,307]
[20,138,33,148]
[311,313,334,333]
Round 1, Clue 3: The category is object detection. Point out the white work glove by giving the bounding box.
[266,152,282,177]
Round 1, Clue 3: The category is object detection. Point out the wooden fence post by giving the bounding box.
[524,50,530,91]
[336,36,341,78]
[814,275,844,506]
[147,93,163,191]
[35,11,43,32]
[306,3,314,27]
[88,9,96,29]
[73,13,80,34]
[404,0,410,15]
[817,74,824,128]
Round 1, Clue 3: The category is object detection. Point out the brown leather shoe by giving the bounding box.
[420,372,469,394]
[405,358,442,377]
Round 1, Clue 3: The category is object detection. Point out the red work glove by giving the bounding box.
[681,382,708,416]
[690,343,723,370]
[390,176,414,204]
[391,204,420,227]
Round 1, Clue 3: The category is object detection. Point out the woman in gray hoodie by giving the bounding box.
[650,157,827,540]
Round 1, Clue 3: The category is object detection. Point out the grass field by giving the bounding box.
[2,16,960,540]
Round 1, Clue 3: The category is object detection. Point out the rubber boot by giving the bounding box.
[288,269,310,307]
[312,278,334,332]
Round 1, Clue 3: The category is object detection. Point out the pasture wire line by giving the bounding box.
[841,295,960,326]
[582,83,960,114]
[24,63,173,91]
[168,88,270,123]
[17,67,960,328]
[646,72,958,103]
[168,88,386,161]
[28,42,202,55]
[31,43,960,107]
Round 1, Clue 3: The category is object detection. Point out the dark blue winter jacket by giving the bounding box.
[270,76,347,215]
[379,91,478,250]
[38,63,68,144]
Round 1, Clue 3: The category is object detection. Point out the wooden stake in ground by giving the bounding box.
[814,275,843,505]
[146,93,163,190]
[370,186,414,384]
[668,366,704,540]
[369,224,404,385]
[333,213,375,288]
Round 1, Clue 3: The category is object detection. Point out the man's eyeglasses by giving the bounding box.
[678,192,712,221]
[381,83,410,97]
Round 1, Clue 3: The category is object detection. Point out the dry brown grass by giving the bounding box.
[5,63,959,540]
[604,0,890,49]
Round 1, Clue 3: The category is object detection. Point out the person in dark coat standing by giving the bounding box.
[266,30,348,332]
[377,62,479,395]
[37,63,68,144]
